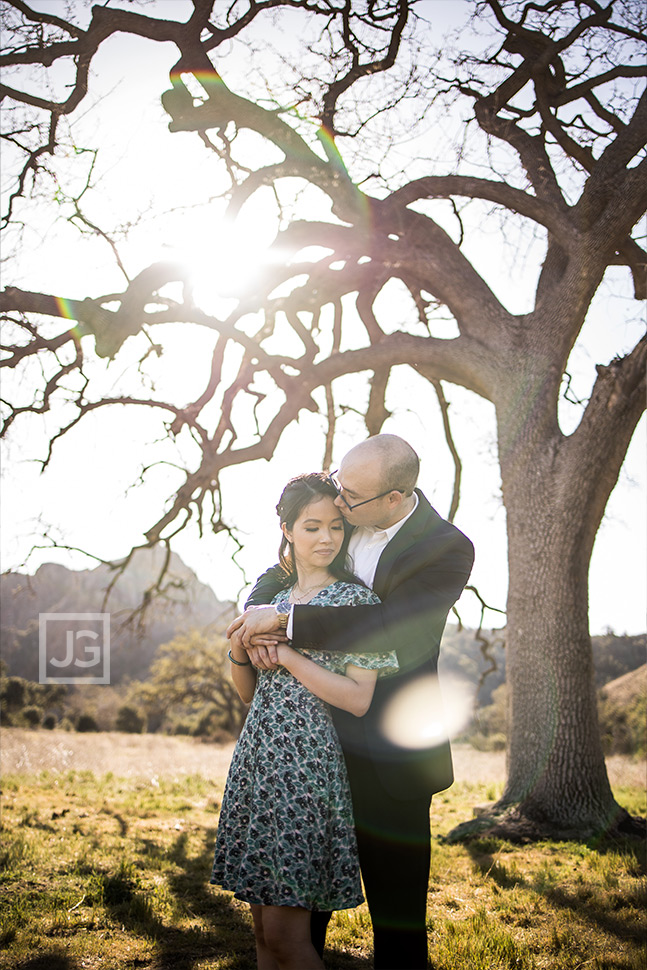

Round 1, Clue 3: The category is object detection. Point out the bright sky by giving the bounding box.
[1,0,645,636]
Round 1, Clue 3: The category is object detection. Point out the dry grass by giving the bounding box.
[1,728,237,781]
[1,728,645,970]
[4,727,644,789]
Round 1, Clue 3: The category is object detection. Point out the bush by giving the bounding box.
[1,677,26,710]
[76,713,99,733]
[42,714,57,730]
[470,732,507,752]
[115,705,146,734]
[475,683,507,738]
[21,705,42,728]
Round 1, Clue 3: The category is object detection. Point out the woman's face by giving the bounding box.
[282,495,345,574]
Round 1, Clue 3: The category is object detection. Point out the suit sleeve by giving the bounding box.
[292,532,474,671]
[245,564,288,607]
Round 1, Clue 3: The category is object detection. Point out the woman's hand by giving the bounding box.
[227,606,288,669]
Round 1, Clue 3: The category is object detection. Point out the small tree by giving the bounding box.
[132,630,247,738]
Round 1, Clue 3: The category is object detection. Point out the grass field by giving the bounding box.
[1,729,645,970]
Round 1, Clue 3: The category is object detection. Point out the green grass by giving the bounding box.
[0,766,644,969]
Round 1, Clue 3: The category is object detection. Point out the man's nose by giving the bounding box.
[334,494,344,508]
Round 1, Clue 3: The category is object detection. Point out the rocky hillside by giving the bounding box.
[1,548,235,684]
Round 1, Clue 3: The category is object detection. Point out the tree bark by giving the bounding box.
[494,334,646,835]
[503,480,617,832]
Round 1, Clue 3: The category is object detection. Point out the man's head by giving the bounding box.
[332,434,419,529]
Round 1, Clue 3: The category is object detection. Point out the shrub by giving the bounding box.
[115,705,146,734]
[21,705,43,728]
[76,713,99,733]
[470,732,507,752]
[1,677,26,710]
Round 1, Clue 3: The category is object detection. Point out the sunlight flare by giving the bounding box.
[380,674,473,749]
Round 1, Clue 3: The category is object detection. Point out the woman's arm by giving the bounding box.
[228,641,257,704]
[276,644,377,717]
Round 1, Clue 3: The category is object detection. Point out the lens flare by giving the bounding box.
[380,674,474,749]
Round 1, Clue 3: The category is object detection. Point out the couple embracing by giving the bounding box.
[210,434,474,969]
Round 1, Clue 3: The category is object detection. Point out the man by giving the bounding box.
[227,434,474,969]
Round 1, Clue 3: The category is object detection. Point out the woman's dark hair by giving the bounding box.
[276,472,363,586]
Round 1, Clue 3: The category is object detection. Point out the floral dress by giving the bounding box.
[210,581,398,910]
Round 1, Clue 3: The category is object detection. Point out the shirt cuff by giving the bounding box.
[286,606,294,640]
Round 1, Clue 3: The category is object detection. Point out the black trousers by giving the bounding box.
[313,751,433,970]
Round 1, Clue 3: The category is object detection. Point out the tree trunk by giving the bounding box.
[496,398,626,836]
[503,493,619,833]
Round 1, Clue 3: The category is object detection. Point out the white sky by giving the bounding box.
[1,0,645,636]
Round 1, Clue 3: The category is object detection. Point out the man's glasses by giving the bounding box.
[327,471,404,511]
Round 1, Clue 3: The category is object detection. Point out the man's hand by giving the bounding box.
[227,606,287,669]
[226,605,282,641]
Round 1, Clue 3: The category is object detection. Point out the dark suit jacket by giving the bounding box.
[247,489,474,798]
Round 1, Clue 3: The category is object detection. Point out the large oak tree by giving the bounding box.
[1,0,645,837]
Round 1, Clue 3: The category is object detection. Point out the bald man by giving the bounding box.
[227,435,474,969]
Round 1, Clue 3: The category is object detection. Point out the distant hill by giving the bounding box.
[591,635,647,687]
[600,664,647,706]
[1,548,236,685]
[597,663,646,755]
[438,626,646,708]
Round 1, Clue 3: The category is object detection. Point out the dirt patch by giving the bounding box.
[1,728,236,781]
[2,728,643,790]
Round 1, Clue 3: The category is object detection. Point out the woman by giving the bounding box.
[210,473,398,970]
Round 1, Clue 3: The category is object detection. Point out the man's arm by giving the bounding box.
[245,565,287,607]
[230,530,474,670]
[295,556,472,668]
[294,530,474,668]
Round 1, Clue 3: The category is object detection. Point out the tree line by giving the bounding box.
[3,628,644,756]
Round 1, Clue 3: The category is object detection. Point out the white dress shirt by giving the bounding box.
[348,492,419,588]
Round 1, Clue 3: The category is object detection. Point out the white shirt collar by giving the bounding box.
[363,491,419,541]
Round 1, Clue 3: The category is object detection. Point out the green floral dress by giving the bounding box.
[210,581,398,910]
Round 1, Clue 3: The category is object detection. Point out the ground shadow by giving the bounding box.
[12,950,77,970]
[466,837,646,948]
[97,824,255,970]
[104,825,372,970]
